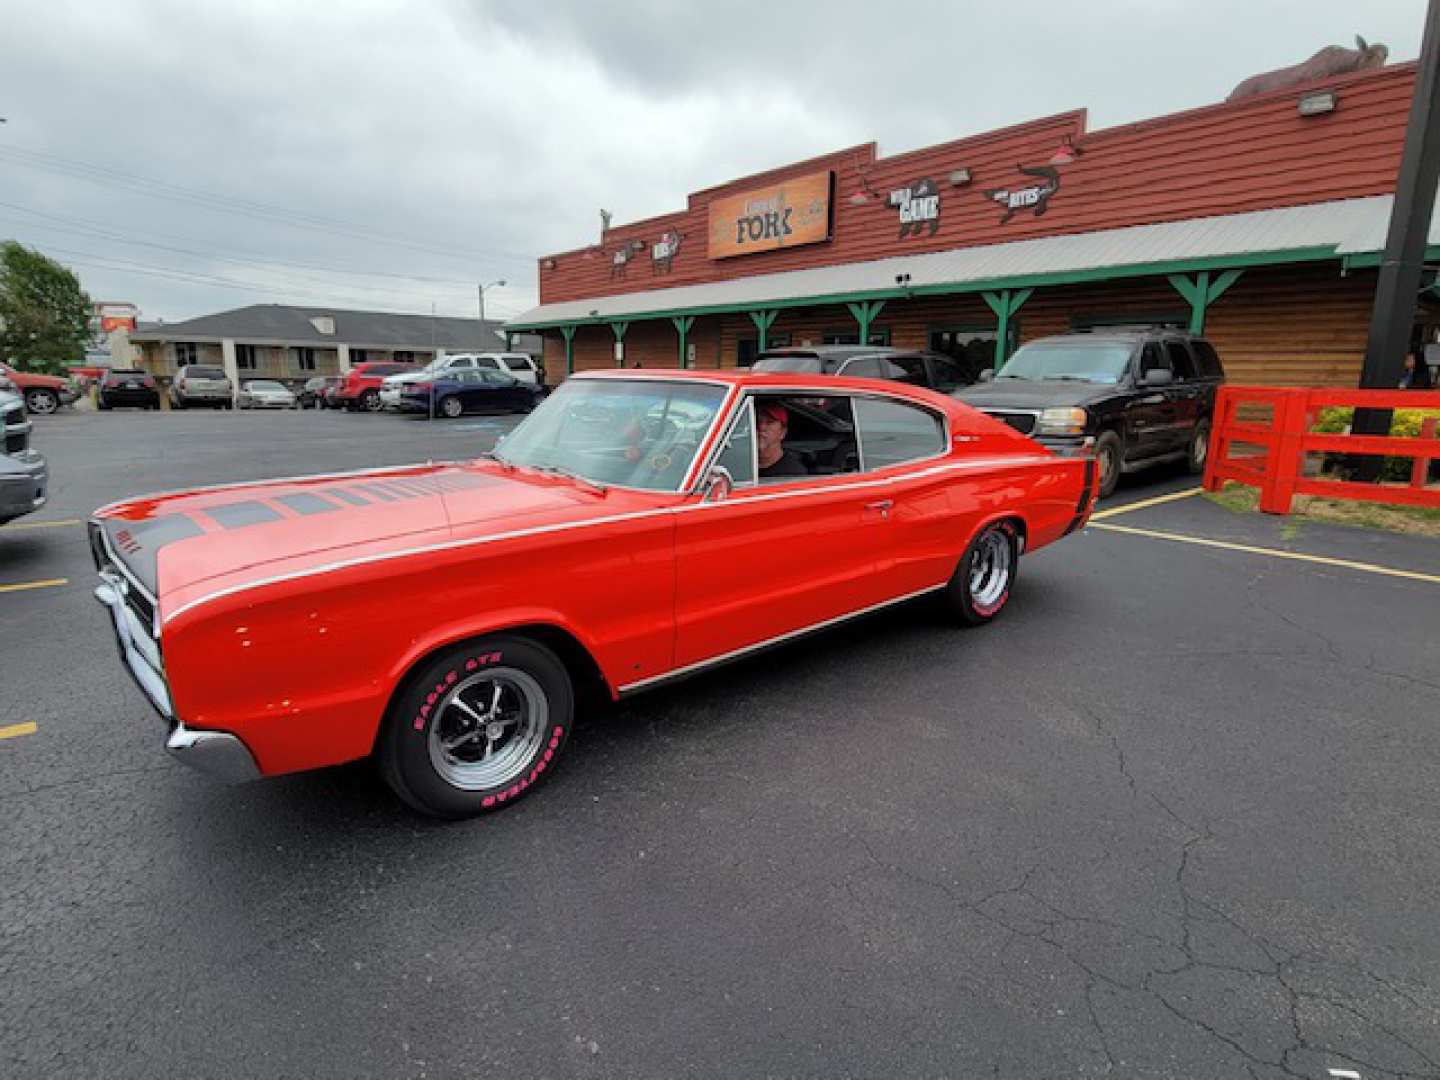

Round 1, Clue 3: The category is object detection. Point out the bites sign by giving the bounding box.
[708,171,833,260]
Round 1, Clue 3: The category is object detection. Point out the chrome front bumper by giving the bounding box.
[92,551,260,783]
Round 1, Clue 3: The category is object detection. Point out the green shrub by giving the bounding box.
[1311,407,1440,481]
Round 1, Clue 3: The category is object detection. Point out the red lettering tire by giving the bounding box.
[947,519,1018,626]
[378,636,574,819]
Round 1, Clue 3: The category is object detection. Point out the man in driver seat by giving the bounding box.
[757,401,808,478]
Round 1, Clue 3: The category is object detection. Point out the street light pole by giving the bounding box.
[478,279,506,334]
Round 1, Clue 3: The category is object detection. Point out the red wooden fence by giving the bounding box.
[1203,386,1440,514]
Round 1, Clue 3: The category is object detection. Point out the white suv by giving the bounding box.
[379,352,541,408]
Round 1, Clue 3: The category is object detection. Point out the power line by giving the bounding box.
[0,144,544,266]
[43,244,529,319]
[0,200,502,286]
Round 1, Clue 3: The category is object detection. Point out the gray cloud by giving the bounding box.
[0,0,1424,322]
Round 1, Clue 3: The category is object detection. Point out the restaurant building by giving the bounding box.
[508,61,1439,387]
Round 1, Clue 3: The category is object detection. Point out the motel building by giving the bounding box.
[507,62,1440,388]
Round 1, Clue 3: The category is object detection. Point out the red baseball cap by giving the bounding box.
[757,401,788,425]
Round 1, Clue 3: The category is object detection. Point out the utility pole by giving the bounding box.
[1354,0,1440,461]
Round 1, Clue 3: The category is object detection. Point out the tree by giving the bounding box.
[0,241,92,374]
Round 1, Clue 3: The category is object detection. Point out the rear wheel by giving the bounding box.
[1186,419,1210,475]
[379,636,574,819]
[1094,430,1123,499]
[361,389,382,412]
[946,520,1019,626]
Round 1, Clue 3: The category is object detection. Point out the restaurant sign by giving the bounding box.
[708,171,832,260]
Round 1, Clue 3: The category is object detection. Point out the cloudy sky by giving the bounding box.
[0,0,1426,324]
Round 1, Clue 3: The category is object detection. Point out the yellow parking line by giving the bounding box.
[3,518,80,530]
[1091,488,1201,520]
[1090,522,1440,585]
[0,577,68,595]
[0,722,37,741]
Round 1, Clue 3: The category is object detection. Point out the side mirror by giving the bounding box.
[1141,368,1175,387]
[977,369,995,383]
[702,465,734,503]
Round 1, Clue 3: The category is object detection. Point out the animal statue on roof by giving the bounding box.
[1228,36,1389,101]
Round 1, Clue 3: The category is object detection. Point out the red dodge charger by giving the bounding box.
[90,370,1096,818]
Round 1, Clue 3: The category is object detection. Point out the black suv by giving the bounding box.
[753,346,969,392]
[955,331,1225,497]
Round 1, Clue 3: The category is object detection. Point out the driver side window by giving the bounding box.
[714,400,756,486]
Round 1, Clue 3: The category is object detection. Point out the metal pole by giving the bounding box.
[1354,0,1440,464]
[478,284,486,327]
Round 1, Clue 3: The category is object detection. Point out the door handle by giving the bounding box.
[865,499,893,518]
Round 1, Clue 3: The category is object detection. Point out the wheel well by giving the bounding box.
[1000,514,1028,554]
[373,623,612,754]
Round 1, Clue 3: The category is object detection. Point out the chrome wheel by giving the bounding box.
[426,667,549,791]
[26,389,58,415]
[440,396,462,418]
[968,528,1013,610]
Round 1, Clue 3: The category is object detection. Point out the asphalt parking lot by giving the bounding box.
[3,408,1439,1079]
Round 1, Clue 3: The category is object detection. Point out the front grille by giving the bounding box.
[987,410,1037,435]
[2,406,26,454]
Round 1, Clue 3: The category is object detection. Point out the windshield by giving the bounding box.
[996,342,1134,383]
[493,378,728,492]
[753,355,822,374]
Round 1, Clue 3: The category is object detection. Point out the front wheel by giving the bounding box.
[438,395,463,419]
[1186,419,1210,475]
[24,388,59,415]
[1094,431,1123,499]
[946,520,1019,626]
[378,636,575,819]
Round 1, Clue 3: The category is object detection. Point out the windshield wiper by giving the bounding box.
[530,463,608,495]
[1041,375,1096,382]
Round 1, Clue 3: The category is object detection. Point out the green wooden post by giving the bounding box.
[671,315,695,368]
[846,300,887,345]
[1166,269,1243,334]
[748,309,779,352]
[609,321,629,367]
[559,325,577,376]
[981,288,1033,371]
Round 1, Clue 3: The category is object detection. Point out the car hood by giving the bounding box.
[955,378,1121,410]
[93,461,636,614]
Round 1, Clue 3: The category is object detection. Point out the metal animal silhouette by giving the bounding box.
[982,164,1061,224]
[1228,36,1388,101]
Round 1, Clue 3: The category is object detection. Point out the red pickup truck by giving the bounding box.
[0,362,77,416]
[333,361,417,412]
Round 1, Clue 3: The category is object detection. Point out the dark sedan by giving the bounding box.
[399,369,543,418]
[98,369,160,410]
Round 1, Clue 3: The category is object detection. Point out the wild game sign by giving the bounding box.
[708,171,833,260]
[890,178,940,238]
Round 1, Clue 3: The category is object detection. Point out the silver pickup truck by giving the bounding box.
[0,386,48,525]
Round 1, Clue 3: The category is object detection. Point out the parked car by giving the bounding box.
[169,364,233,409]
[753,346,970,392]
[0,361,78,416]
[399,369,545,418]
[956,331,1226,498]
[380,353,544,409]
[333,361,417,412]
[299,376,339,409]
[88,369,1095,818]
[0,387,48,525]
[237,379,299,409]
[98,369,161,410]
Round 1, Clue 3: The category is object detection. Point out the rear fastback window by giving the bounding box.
[753,354,823,374]
[187,366,226,379]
